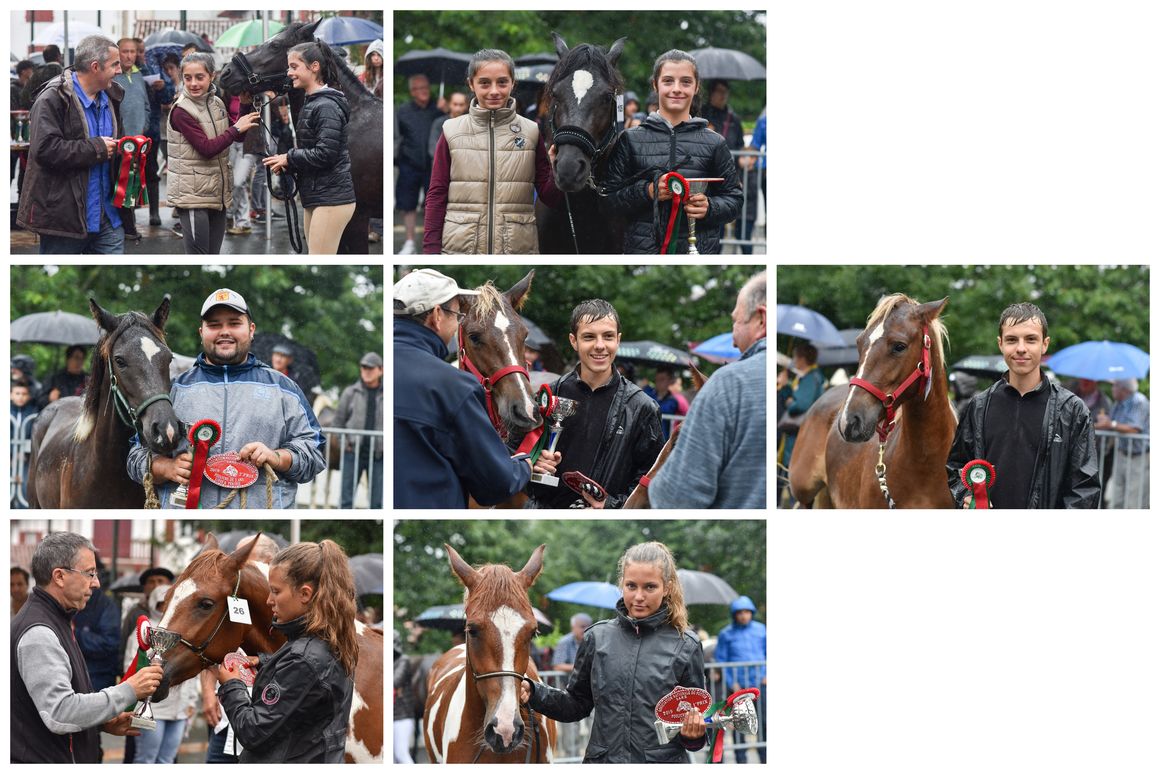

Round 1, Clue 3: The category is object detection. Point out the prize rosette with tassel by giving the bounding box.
[961,459,996,509]
[118,615,153,711]
[660,172,690,254]
[186,419,222,510]
[112,135,152,208]
[515,384,555,460]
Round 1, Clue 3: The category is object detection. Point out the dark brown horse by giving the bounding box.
[151,533,384,762]
[789,294,956,508]
[423,544,556,763]
[27,297,183,508]
[218,20,383,254]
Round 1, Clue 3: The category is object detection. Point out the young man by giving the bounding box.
[528,299,663,509]
[946,302,1100,508]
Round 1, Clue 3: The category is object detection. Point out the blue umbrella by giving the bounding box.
[692,332,741,364]
[776,304,846,347]
[314,16,383,45]
[1046,340,1150,381]
[546,581,620,609]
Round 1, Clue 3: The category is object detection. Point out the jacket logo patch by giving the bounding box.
[254,385,275,401]
[513,136,526,149]
[510,123,521,133]
[261,682,281,705]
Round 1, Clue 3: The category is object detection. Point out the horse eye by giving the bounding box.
[114,356,128,368]
[198,598,214,610]
[468,333,482,345]
[892,342,908,353]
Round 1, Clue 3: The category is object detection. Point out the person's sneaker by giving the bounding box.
[399,239,416,255]
[226,225,252,235]
[270,209,285,220]
[171,222,183,237]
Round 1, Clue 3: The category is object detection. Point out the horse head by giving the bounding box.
[459,271,541,436]
[548,33,626,192]
[219,19,320,95]
[84,296,182,454]
[151,532,277,701]
[447,543,545,756]
[839,295,949,443]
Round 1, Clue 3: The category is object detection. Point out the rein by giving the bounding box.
[458,324,530,440]
[154,570,241,668]
[847,325,932,508]
[464,633,541,764]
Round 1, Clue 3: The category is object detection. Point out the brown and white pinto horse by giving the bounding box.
[789,294,956,508]
[150,534,383,762]
[423,545,556,763]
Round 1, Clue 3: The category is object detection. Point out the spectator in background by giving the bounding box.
[427,91,468,167]
[11,566,30,618]
[395,74,441,255]
[112,37,151,241]
[71,557,123,693]
[524,342,546,372]
[949,370,979,418]
[776,342,825,495]
[393,630,416,763]
[714,596,766,764]
[11,59,35,191]
[335,352,385,509]
[119,566,175,659]
[1094,378,1149,508]
[652,366,686,440]
[41,345,89,408]
[11,380,37,509]
[1071,377,1114,492]
[748,107,766,206]
[551,613,592,673]
[12,354,43,399]
[622,90,640,127]
[361,39,384,98]
[702,79,759,254]
[20,45,63,107]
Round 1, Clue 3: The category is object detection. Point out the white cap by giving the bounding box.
[200,288,250,318]
[393,269,479,316]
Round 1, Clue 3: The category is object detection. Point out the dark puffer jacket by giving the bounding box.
[947,374,1101,508]
[287,87,356,209]
[604,113,742,254]
[527,601,706,763]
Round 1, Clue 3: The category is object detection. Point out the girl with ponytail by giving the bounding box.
[520,541,707,763]
[215,539,359,762]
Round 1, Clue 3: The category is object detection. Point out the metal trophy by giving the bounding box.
[130,626,181,730]
[653,686,761,745]
[529,394,578,488]
[682,178,724,255]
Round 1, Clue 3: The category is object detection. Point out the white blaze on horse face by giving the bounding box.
[489,604,528,746]
[839,319,886,433]
[572,69,594,104]
[139,335,161,363]
[493,309,537,420]
[158,578,197,629]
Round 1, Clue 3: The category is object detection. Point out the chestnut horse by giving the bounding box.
[423,544,556,763]
[150,534,383,762]
[789,294,956,508]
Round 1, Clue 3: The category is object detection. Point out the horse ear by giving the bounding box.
[204,533,220,551]
[446,544,479,588]
[229,532,262,567]
[552,32,569,59]
[518,544,546,587]
[299,19,321,39]
[607,37,627,68]
[152,294,171,332]
[919,297,949,322]
[88,297,119,334]
[505,270,535,311]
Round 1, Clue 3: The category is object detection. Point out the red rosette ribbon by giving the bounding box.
[660,172,690,254]
[516,384,554,458]
[961,459,996,509]
[186,419,222,510]
[112,135,152,208]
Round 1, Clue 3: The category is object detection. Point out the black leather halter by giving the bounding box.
[548,93,623,169]
[230,51,291,95]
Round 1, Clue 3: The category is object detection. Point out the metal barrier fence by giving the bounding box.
[10,411,37,509]
[1094,430,1149,508]
[720,148,766,255]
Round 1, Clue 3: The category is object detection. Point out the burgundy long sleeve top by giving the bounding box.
[170,106,242,159]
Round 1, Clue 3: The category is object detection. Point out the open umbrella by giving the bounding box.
[521,316,552,350]
[514,63,554,85]
[215,20,284,50]
[692,332,741,364]
[32,22,108,48]
[949,354,1009,378]
[1046,341,1150,381]
[314,16,384,46]
[415,603,552,630]
[547,581,620,609]
[204,530,290,554]
[144,29,213,52]
[110,573,144,594]
[817,328,862,367]
[10,311,98,345]
[676,569,738,605]
[688,47,766,81]
[516,52,559,66]
[776,304,846,347]
[395,47,472,99]
[617,341,697,368]
[348,553,383,597]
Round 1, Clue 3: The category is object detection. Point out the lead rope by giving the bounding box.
[875,443,898,509]
[142,461,277,509]
[256,94,303,253]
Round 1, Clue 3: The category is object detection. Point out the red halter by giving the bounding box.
[847,325,932,443]
[458,325,530,439]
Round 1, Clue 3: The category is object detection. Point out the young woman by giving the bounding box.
[423,48,561,254]
[604,50,743,254]
[166,52,259,254]
[521,542,707,763]
[215,540,358,763]
[262,42,356,255]
[361,39,384,98]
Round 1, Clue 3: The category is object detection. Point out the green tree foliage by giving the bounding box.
[393,519,766,655]
[394,11,767,124]
[190,519,384,555]
[10,265,383,392]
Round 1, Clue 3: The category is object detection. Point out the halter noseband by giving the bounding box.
[154,570,242,668]
[458,324,530,440]
[230,51,292,96]
[106,326,174,438]
[548,92,624,181]
[847,325,932,443]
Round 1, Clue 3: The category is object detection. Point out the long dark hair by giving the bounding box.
[289,40,340,87]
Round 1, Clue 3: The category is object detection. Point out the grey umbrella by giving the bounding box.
[521,316,552,350]
[10,310,98,345]
[144,29,213,52]
[349,553,383,597]
[204,531,290,555]
[677,569,738,605]
[949,354,1008,378]
[688,47,767,81]
[416,602,551,631]
[616,341,698,368]
[817,329,862,367]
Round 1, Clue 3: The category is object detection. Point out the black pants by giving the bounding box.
[177,208,227,254]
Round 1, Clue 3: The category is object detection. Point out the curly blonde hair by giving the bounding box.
[616,541,688,632]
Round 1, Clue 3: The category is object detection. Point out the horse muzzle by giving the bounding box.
[483,713,525,754]
[552,145,592,192]
[838,401,882,444]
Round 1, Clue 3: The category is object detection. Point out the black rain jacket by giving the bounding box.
[287,87,356,209]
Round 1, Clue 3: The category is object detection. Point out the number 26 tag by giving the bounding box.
[227,596,252,625]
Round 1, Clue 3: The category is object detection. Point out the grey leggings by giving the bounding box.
[176,208,227,255]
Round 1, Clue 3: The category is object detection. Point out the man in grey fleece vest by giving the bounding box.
[650,271,768,508]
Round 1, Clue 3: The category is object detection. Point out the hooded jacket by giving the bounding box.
[716,596,766,688]
[604,112,742,254]
[947,373,1101,508]
[288,87,356,209]
[217,616,353,763]
[527,600,706,763]
[125,353,325,508]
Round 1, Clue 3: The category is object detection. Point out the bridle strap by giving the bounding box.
[458,324,530,439]
[848,326,932,443]
[158,570,242,668]
[107,341,173,437]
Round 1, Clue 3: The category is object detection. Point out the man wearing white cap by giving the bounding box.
[126,288,326,508]
[394,269,556,508]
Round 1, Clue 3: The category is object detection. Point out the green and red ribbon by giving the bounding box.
[515,384,555,460]
[186,419,222,510]
[112,135,152,208]
[659,172,690,254]
[961,459,996,509]
[119,615,152,710]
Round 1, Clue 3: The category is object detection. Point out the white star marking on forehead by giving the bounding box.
[158,578,197,629]
[572,70,594,105]
[140,335,161,363]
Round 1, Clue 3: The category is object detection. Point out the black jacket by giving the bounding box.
[218,616,353,763]
[947,374,1101,508]
[288,88,355,209]
[604,112,742,254]
[527,601,706,763]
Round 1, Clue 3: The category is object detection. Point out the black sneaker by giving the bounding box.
[171,222,183,236]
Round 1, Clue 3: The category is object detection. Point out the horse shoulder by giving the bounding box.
[423,645,468,763]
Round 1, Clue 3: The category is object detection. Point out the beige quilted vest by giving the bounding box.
[166,91,232,210]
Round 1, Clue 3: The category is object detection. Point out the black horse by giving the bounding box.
[218,20,384,255]
[537,33,627,254]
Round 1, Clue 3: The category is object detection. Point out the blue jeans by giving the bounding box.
[135,717,188,763]
[206,726,238,763]
[341,450,383,509]
[39,219,124,254]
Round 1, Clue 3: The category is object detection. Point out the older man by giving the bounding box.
[17,35,126,254]
[1094,378,1149,508]
[394,74,441,254]
[552,613,592,673]
[11,532,163,763]
[336,352,385,509]
[650,271,767,508]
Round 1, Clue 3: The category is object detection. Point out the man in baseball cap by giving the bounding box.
[392,268,479,316]
[335,352,385,508]
[200,288,250,318]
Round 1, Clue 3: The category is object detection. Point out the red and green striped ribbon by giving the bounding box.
[660,172,690,254]
[111,135,151,208]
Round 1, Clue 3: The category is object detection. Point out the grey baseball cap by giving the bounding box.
[200,288,250,318]
[360,352,383,368]
[393,269,479,316]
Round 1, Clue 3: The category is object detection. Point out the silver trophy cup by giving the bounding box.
[653,690,761,745]
[130,627,181,730]
[682,178,724,255]
[530,396,578,488]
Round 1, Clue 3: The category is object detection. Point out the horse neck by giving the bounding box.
[325,55,377,108]
[894,345,954,454]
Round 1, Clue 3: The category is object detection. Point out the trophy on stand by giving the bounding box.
[130,625,181,730]
[530,394,578,488]
[653,686,762,756]
[682,178,724,255]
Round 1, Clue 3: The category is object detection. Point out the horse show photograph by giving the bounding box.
[393,518,767,763]
[10,263,385,510]
[10,519,384,763]
[777,264,1151,510]
[393,10,766,254]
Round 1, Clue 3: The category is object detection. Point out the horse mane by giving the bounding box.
[865,293,948,368]
[75,311,165,441]
[547,42,624,98]
[463,565,534,620]
[185,547,235,581]
[470,282,507,318]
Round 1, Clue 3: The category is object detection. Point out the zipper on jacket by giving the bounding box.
[488,110,495,253]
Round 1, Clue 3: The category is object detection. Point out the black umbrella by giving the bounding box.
[252,333,322,398]
[521,316,552,350]
[616,341,697,368]
[688,47,766,81]
[514,63,554,85]
[349,553,383,597]
[203,531,290,555]
[395,47,472,98]
[144,28,213,52]
[949,354,1008,378]
[676,569,739,605]
[10,310,98,346]
[415,603,551,631]
[515,52,558,66]
[110,573,144,594]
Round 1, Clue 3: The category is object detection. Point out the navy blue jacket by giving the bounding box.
[393,318,531,508]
